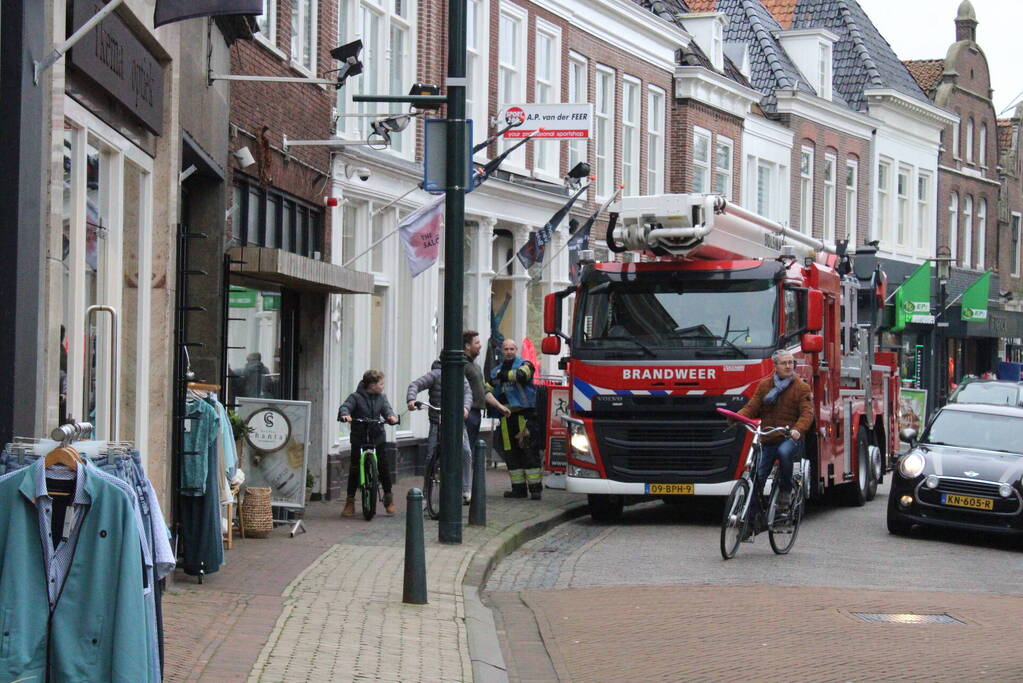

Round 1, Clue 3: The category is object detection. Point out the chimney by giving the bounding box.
[955,0,977,43]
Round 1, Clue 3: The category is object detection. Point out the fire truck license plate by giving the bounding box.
[940,493,994,510]
[647,483,694,495]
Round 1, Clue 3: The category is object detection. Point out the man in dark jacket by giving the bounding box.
[406,360,475,503]
[339,369,399,515]
[738,349,813,516]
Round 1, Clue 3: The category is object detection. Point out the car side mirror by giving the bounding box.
[800,333,823,354]
[899,428,918,445]
[541,336,562,355]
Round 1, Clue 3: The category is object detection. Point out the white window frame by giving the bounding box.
[818,42,832,100]
[876,158,891,245]
[754,159,773,220]
[823,153,836,242]
[498,1,528,171]
[714,135,733,200]
[953,117,960,160]
[337,1,417,158]
[647,86,665,195]
[916,172,930,255]
[63,97,153,454]
[1012,212,1022,278]
[533,20,562,181]
[467,0,490,163]
[963,194,973,267]
[980,122,987,167]
[568,53,588,174]
[621,76,641,196]
[799,146,814,236]
[256,0,278,50]
[949,192,959,261]
[976,198,986,269]
[896,165,910,248]
[693,127,712,194]
[845,159,858,248]
[595,65,615,198]
[966,117,974,163]
[290,0,317,74]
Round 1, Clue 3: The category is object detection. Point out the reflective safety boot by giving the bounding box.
[528,483,543,500]
[503,483,528,498]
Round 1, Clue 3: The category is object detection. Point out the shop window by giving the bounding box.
[226,287,287,401]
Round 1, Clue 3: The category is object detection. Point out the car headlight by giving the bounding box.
[568,463,600,478]
[999,483,1013,498]
[566,420,596,464]
[899,451,926,479]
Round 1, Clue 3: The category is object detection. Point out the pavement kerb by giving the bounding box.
[461,501,588,682]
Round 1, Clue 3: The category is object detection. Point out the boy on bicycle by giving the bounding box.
[339,369,399,516]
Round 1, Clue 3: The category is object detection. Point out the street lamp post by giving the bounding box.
[931,246,954,414]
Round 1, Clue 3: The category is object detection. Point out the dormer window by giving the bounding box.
[777,28,838,102]
[681,12,728,72]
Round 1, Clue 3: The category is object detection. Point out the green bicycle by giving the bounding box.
[351,417,391,520]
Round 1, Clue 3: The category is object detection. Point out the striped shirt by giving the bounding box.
[32,462,91,610]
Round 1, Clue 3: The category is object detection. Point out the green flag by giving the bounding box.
[892,263,933,332]
[961,271,992,322]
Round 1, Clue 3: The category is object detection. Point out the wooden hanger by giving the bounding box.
[187,382,221,392]
[44,444,82,472]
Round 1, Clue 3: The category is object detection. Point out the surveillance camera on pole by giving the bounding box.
[329,40,364,90]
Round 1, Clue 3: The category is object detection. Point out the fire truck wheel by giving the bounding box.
[588,494,624,524]
[843,428,872,507]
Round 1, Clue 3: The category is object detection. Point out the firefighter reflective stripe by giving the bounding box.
[501,417,512,450]
[509,469,526,484]
[525,468,542,483]
[518,414,527,434]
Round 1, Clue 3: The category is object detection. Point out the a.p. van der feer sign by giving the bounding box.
[70,0,165,134]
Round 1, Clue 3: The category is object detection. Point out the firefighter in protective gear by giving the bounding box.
[488,339,542,499]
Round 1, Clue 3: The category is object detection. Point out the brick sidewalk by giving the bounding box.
[513,584,1023,681]
[163,471,580,681]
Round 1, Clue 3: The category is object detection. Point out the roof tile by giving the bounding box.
[997,119,1013,152]
[902,59,945,96]
[685,0,719,11]
[761,0,799,28]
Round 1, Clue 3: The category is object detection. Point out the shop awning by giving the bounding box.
[228,247,374,294]
[892,262,933,332]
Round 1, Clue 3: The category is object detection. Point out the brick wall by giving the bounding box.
[782,114,870,244]
[669,98,744,199]
[229,0,337,246]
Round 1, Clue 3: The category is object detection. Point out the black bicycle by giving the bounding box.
[717,408,806,559]
[415,400,443,520]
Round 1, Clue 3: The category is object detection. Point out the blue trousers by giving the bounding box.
[752,438,800,516]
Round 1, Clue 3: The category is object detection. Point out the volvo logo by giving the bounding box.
[964,471,980,477]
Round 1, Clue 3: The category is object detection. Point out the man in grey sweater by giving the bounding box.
[406,360,475,502]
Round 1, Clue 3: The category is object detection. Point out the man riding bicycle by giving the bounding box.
[738,349,813,524]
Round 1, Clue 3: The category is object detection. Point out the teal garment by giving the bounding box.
[181,398,219,496]
[0,458,149,682]
[214,400,238,477]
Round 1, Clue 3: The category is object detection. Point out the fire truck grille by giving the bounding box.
[595,419,739,481]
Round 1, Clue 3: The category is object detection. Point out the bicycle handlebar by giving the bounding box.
[716,407,789,437]
[414,400,440,412]
[349,416,400,425]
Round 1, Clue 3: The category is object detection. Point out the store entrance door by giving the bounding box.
[226,285,301,404]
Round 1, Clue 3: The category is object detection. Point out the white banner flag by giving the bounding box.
[398,197,444,277]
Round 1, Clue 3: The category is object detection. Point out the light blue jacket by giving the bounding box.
[0,459,149,682]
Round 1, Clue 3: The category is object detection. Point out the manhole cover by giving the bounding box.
[850,612,965,625]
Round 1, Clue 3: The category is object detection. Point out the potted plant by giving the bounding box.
[228,409,252,453]
[305,470,315,502]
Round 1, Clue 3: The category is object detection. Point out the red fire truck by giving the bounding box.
[540,194,900,522]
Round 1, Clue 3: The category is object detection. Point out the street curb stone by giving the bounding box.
[461,501,588,682]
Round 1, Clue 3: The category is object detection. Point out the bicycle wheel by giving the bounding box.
[424,453,441,520]
[768,486,803,554]
[362,454,378,521]
[720,478,751,560]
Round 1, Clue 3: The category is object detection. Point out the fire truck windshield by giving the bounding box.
[575,278,778,360]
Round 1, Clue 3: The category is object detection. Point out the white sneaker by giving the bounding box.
[462,492,471,505]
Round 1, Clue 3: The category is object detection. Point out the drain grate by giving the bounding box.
[850,612,965,625]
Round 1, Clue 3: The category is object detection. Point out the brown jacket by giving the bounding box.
[738,375,813,444]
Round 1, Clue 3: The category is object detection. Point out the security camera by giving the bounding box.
[344,164,371,181]
[233,146,256,169]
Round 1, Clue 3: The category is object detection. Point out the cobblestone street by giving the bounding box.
[485,481,1023,681]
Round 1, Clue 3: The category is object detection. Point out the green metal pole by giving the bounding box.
[439,0,468,544]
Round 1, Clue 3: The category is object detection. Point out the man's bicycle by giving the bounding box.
[414,400,444,520]
[350,417,394,521]
[717,408,806,559]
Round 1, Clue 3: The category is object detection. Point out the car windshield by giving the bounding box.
[575,278,777,359]
[950,382,1020,406]
[923,410,1023,454]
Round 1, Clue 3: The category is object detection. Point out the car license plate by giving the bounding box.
[647,483,694,495]
[940,493,994,510]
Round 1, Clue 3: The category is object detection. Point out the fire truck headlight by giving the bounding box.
[899,452,926,479]
[569,425,595,464]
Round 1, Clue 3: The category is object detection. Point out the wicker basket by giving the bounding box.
[240,486,274,538]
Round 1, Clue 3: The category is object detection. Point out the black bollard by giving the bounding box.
[469,439,487,526]
[403,488,428,604]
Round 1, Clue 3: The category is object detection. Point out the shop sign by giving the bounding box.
[245,408,291,453]
[961,271,991,322]
[899,388,928,434]
[70,0,165,134]
[261,293,282,311]
[892,263,933,332]
[229,286,257,308]
[544,386,570,472]
[499,103,593,139]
